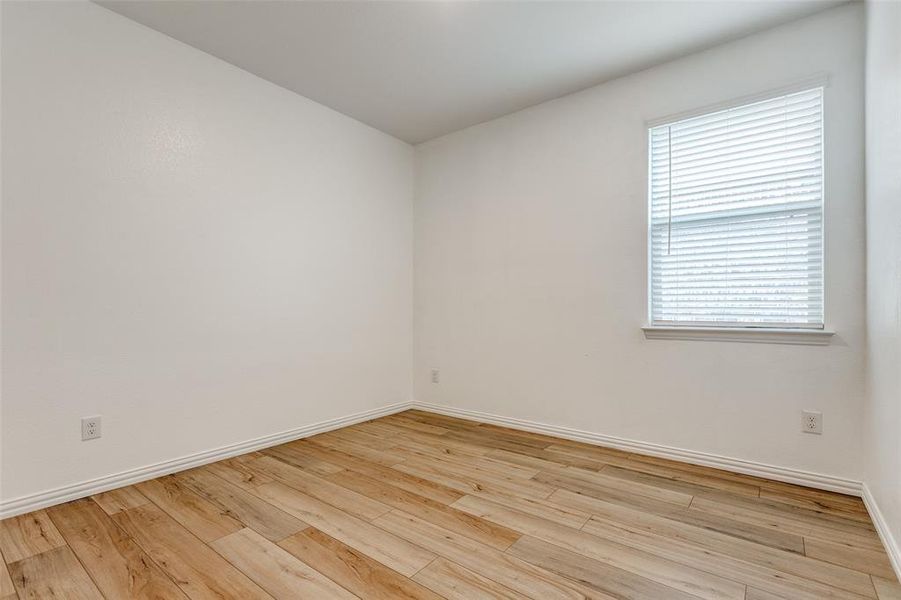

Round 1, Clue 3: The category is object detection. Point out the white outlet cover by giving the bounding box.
[82,415,102,441]
[801,410,822,434]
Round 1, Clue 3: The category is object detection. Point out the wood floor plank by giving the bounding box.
[539,467,699,514]
[601,463,757,499]
[136,475,244,543]
[388,434,489,461]
[394,453,553,490]
[412,557,530,600]
[378,413,453,436]
[450,494,745,600]
[211,528,355,599]
[359,421,492,457]
[203,457,276,492]
[698,489,878,534]
[536,465,693,506]
[804,536,898,579]
[253,481,435,577]
[758,481,868,514]
[7,546,103,600]
[485,447,579,471]
[628,454,782,488]
[554,492,875,597]
[309,434,406,466]
[872,576,901,600]
[327,468,521,550]
[402,410,485,431]
[393,442,540,479]
[249,455,392,520]
[258,444,345,477]
[111,503,273,599]
[372,510,605,600]
[542,444,639,469]
[690,494,884,550]
[325,425,406,450]
[745,588,790,600]
[47,499,187,599]
[90,486,150,516]
[441,428,555,455]
[395,456,557,500]
[457,423,555,450]
[582,516,875,600]
[476,423,592,449]
[759,488,873,523]
[548,487,805,554]
[0,550,17,600]
[177,468,308,542]
[467,490,591,529]
[508,535,704,600]
[485,443,616,472]
[631,459,863,518]
[0,511,66,564]
[293,440,464,505]
[598,459,761,497]
[279,527,443,600]
[540,473,804,554]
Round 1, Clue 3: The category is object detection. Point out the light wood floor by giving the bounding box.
[2,410,899,600]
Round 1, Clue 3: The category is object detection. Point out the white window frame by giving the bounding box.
[643,77,835,345]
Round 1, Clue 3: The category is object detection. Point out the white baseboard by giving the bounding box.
[412,402,863,496]
[0,401,414,519]
[862,483,901,582]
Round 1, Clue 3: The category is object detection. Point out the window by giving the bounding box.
[648,87,824,330]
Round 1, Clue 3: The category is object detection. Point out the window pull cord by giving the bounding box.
[667,125,673,256]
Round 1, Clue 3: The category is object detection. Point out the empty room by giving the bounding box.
[1,0,899,598]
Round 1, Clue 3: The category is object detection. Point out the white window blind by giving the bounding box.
[648,87,825,329]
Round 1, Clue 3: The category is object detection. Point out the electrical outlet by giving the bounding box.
[430,368,440,384]
[802,410,822,435]
[81,416,102,441]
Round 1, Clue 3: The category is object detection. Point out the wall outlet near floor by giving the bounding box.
[430,368,440,384]
[81,416,102,441]
[802,410,822,434]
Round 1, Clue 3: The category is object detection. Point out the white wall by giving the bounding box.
[415,4,865,481]
[1,1,413,504]
[864,0,901,571]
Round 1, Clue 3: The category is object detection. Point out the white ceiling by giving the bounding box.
[98,0,846,144]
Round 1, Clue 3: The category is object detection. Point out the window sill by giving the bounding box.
[642,326,835,346]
